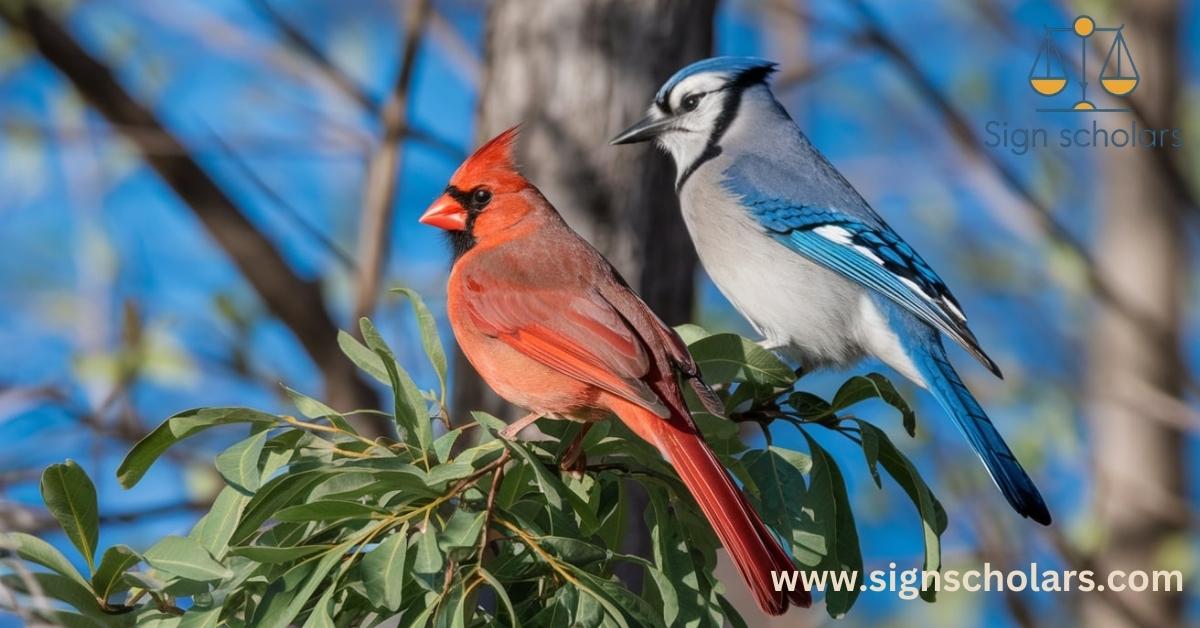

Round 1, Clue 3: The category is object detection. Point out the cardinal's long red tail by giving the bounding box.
[629,406,811,615]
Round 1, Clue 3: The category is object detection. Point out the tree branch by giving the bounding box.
[352,0,434,324]
[246,0,375,111]
[0,4,379,416]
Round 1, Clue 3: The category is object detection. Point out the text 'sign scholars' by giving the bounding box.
[985,120,1183,156]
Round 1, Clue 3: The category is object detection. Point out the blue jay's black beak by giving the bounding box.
[610,113,673,145]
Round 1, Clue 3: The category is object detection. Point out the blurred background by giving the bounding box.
[0,0,1196,626]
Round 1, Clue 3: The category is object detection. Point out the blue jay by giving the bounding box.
[612,57,1050,525]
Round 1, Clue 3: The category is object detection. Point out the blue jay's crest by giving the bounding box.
[655,57,778,106]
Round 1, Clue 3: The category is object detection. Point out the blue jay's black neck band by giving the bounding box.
[675,67,773,192]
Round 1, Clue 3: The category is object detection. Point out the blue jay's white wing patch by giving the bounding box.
[739,196,1002,377]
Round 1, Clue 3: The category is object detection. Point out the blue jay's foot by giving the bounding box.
[757,338,787,353]
[730,401,786,427]
[755,339,808,380]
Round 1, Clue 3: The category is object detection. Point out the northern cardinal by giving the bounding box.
[420,127,809,615]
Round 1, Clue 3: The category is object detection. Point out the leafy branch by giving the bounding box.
[3,291,949,625]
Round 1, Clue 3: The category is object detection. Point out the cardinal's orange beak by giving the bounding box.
[419,195,467,231]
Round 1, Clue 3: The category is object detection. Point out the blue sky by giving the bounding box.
[1,0,1196,625]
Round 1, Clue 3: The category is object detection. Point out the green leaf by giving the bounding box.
[831,373,916,436]
[0,573,104,617]
[228,544,331,563]
[788,391,832,419]
[92,544,140,601]
[432,426,465,463]
[117,407,278,488]
[686,333,794,388]
[337,329,390,384]
[743,448,823,566]
[471,411,507,443]
[232,469,328,544]
[413,523,443,574]
[393,287,448,403]
[565,565,665,628]
[476,567,519,628]
[283,385,356,434]
[42,611,110,628]
[189,485,249,559]
[672,323,711,345]
[122,570,168,593]
[432,576,472,628]
[854,420,946,602]
[859,423,883,487]
[40,460,99,572]
[527,587,576,627]
[800,431,863,617]
[253,541,352,628]
[440,511,485,554]
[135,609,183,627]
[402,592,440,628]
[143,536,232,582]
[770,445,813,475]
[593,477,627,552]
[502,440,564,510]
[301,585,338,628]
[363,524,409,611]
[423,461,475,488]
[360,317,433,453]
[716,594,749,628]
[645,489,714,628]
[216,428,270,493]
[178,604,222,628]
[274,499,384,523]
[0,532,92,591]
[691,412,746,457]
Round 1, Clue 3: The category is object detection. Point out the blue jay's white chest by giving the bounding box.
[679,173,870,369]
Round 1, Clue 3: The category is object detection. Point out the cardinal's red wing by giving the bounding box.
[596,280,727,417]
[464,284,670,418]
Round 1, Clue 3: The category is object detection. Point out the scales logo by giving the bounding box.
[1028,15,1137,112]
[984,14,1182,155]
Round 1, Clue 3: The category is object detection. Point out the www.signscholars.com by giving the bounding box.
[772,563,1184,601]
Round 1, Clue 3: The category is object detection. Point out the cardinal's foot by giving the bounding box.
[500,412,543,440]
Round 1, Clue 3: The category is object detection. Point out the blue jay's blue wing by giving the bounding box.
[731,183,1002,377]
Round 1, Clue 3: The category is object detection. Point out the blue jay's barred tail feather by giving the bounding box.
[915,348,1052,525]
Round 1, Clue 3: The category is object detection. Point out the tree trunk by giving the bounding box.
[454,0,713,420]
[459,0,715,590]
[1083,2,1187,627]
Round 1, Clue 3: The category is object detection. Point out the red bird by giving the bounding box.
[419,127,809,615]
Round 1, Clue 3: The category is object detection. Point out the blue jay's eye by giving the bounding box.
[681,93,702,111]
[470,188,492,209]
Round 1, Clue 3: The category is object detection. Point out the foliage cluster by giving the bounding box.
[1,291,946,627]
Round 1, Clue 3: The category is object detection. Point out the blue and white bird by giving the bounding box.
[612,57,1050,525]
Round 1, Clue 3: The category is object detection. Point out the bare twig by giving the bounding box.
[477,448,511,559]
[202,121,359,270]
[246,0,375,111]
[352,0,435,324]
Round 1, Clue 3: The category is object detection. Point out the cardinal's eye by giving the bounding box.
[681,93,702,112]
[470,188,492,209]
